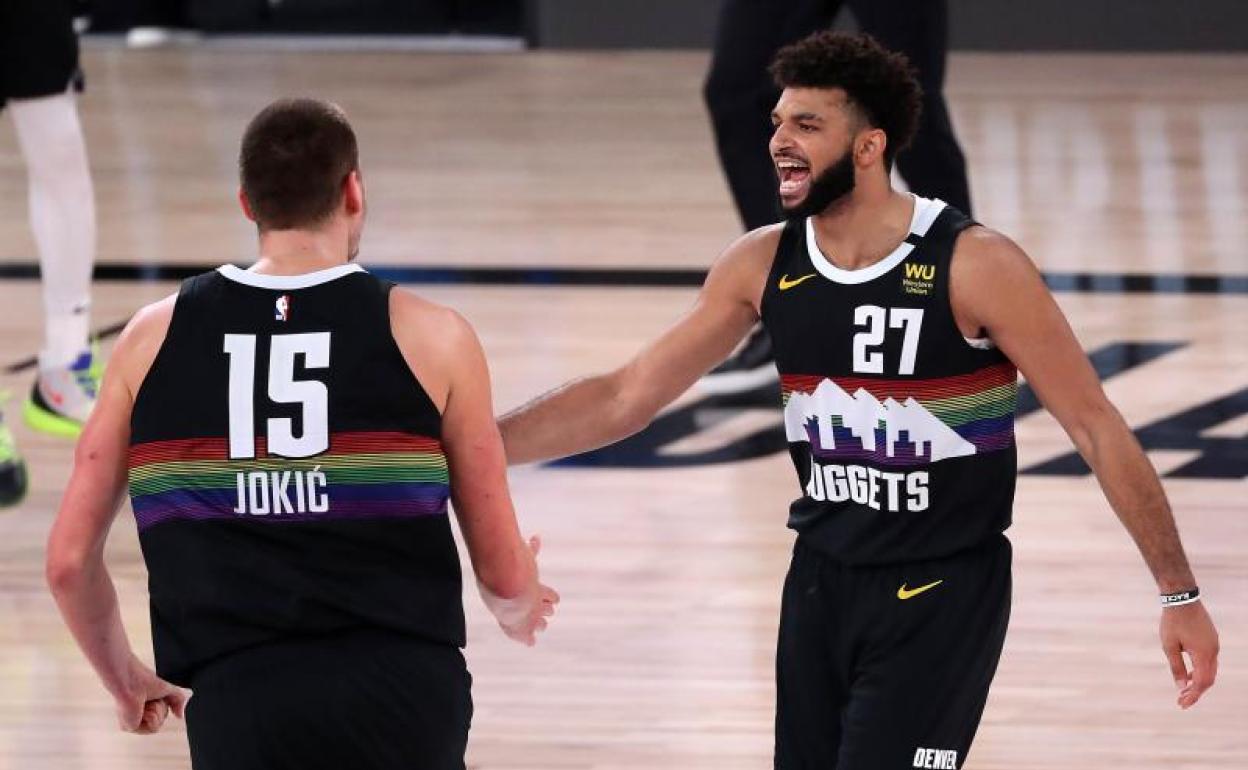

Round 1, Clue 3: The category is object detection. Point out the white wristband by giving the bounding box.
[1160,587,1200,607]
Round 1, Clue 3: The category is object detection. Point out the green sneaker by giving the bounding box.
[0,401,29,507]
[25,346,100,438]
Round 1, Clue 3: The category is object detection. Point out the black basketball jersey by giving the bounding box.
[128,263,463,686]
[760,196,1018,565]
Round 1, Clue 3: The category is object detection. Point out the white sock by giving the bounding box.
[9,91,96,369]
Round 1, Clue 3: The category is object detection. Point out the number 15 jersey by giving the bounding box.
[128,264,463,686]
[760,196,1018,566]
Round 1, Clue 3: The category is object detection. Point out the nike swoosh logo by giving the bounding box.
[897,580,943,600]
[778,273,818,291]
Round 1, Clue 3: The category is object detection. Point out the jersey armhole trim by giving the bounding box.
[947,224,1004,354]
[382,283,449,423]
[759,220,802,322]
[129,281,193,429]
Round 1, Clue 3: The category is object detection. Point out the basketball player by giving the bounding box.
[703,0,970,393]
[0,0,101,506]
[501,33,1218,768]
[46,98,557,768]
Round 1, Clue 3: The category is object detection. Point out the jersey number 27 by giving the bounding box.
[852,306,923,375]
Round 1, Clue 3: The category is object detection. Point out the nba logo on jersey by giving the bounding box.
[275,294,290,322]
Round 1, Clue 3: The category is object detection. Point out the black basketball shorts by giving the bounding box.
[0,0,81,110]
[775,534,1011,769]
[186,629,473,770]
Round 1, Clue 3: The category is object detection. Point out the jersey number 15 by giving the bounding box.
[223,332,330,459]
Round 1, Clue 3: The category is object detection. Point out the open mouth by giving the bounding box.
[776,158,811,197]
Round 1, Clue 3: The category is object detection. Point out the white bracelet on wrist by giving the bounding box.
[1160,587,1200,607]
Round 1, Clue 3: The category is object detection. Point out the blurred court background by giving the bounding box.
[0,1,1245,768]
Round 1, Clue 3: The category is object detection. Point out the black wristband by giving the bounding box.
[1160,587,1200,607]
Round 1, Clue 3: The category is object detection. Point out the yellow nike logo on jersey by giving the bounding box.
[897,580,943,600]
[778,272,818,291]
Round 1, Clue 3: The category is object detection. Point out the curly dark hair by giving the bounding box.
[769,31,923,166]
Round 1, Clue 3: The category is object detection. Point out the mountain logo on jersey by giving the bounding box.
[785,378,976,465]
[275,294,290,322]
[781,364,1018,468]
[902,262,935,296]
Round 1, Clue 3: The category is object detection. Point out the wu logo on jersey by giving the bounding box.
[275,294,291,322]
[902,262,935,296]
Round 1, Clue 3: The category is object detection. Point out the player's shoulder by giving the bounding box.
[112,293,178,396]
[388,288,482,411]
[710,222,788,278]
[734,222,788,260]
[951,224,1040,282]
[388,287,480,357]
[121,293,178,344]
[953,225,1030,264]
[949,225,1050,323]
[389,286,471,332]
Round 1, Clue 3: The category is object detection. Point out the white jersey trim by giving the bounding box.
[217,263,365,289]
[804,195,947,285]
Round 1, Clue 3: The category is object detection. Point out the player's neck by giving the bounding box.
[253,228,352,275]
[807,186,913,271]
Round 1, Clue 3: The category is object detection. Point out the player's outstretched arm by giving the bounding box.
[499,227,775,465]
[951,228,1219,709]
[46,296,188,733]
[391,291,557,645]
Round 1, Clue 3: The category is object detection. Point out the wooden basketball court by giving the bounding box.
[0,45,1244,768]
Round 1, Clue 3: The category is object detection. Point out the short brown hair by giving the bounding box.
[770,32,922,166]
[239,98,359,230]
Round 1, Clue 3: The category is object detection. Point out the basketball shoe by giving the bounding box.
[0,401,29,507]
[24,345,100,437]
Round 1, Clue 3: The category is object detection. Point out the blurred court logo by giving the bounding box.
[552,341,1245,480]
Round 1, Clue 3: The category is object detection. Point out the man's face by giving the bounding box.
[769,87,860,218]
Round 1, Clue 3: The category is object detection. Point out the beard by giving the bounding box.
[781,145,856,220]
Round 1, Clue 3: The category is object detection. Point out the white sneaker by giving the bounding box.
[24,348,100,438]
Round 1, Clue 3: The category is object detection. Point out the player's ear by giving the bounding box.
[343,170,364,216]
[855,128,887,167]
[238,188,257,223]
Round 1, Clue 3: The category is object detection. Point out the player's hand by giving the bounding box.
[1159,601,1219,709]
[114,656,187,734]
[480,535,560,646]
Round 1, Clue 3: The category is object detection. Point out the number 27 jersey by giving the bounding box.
[760,196,1018,565]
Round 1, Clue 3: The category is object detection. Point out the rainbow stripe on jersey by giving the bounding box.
[128,431,449,532]
[781,362,1017,468]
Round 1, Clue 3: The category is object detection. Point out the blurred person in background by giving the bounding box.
[0,0,100,506]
